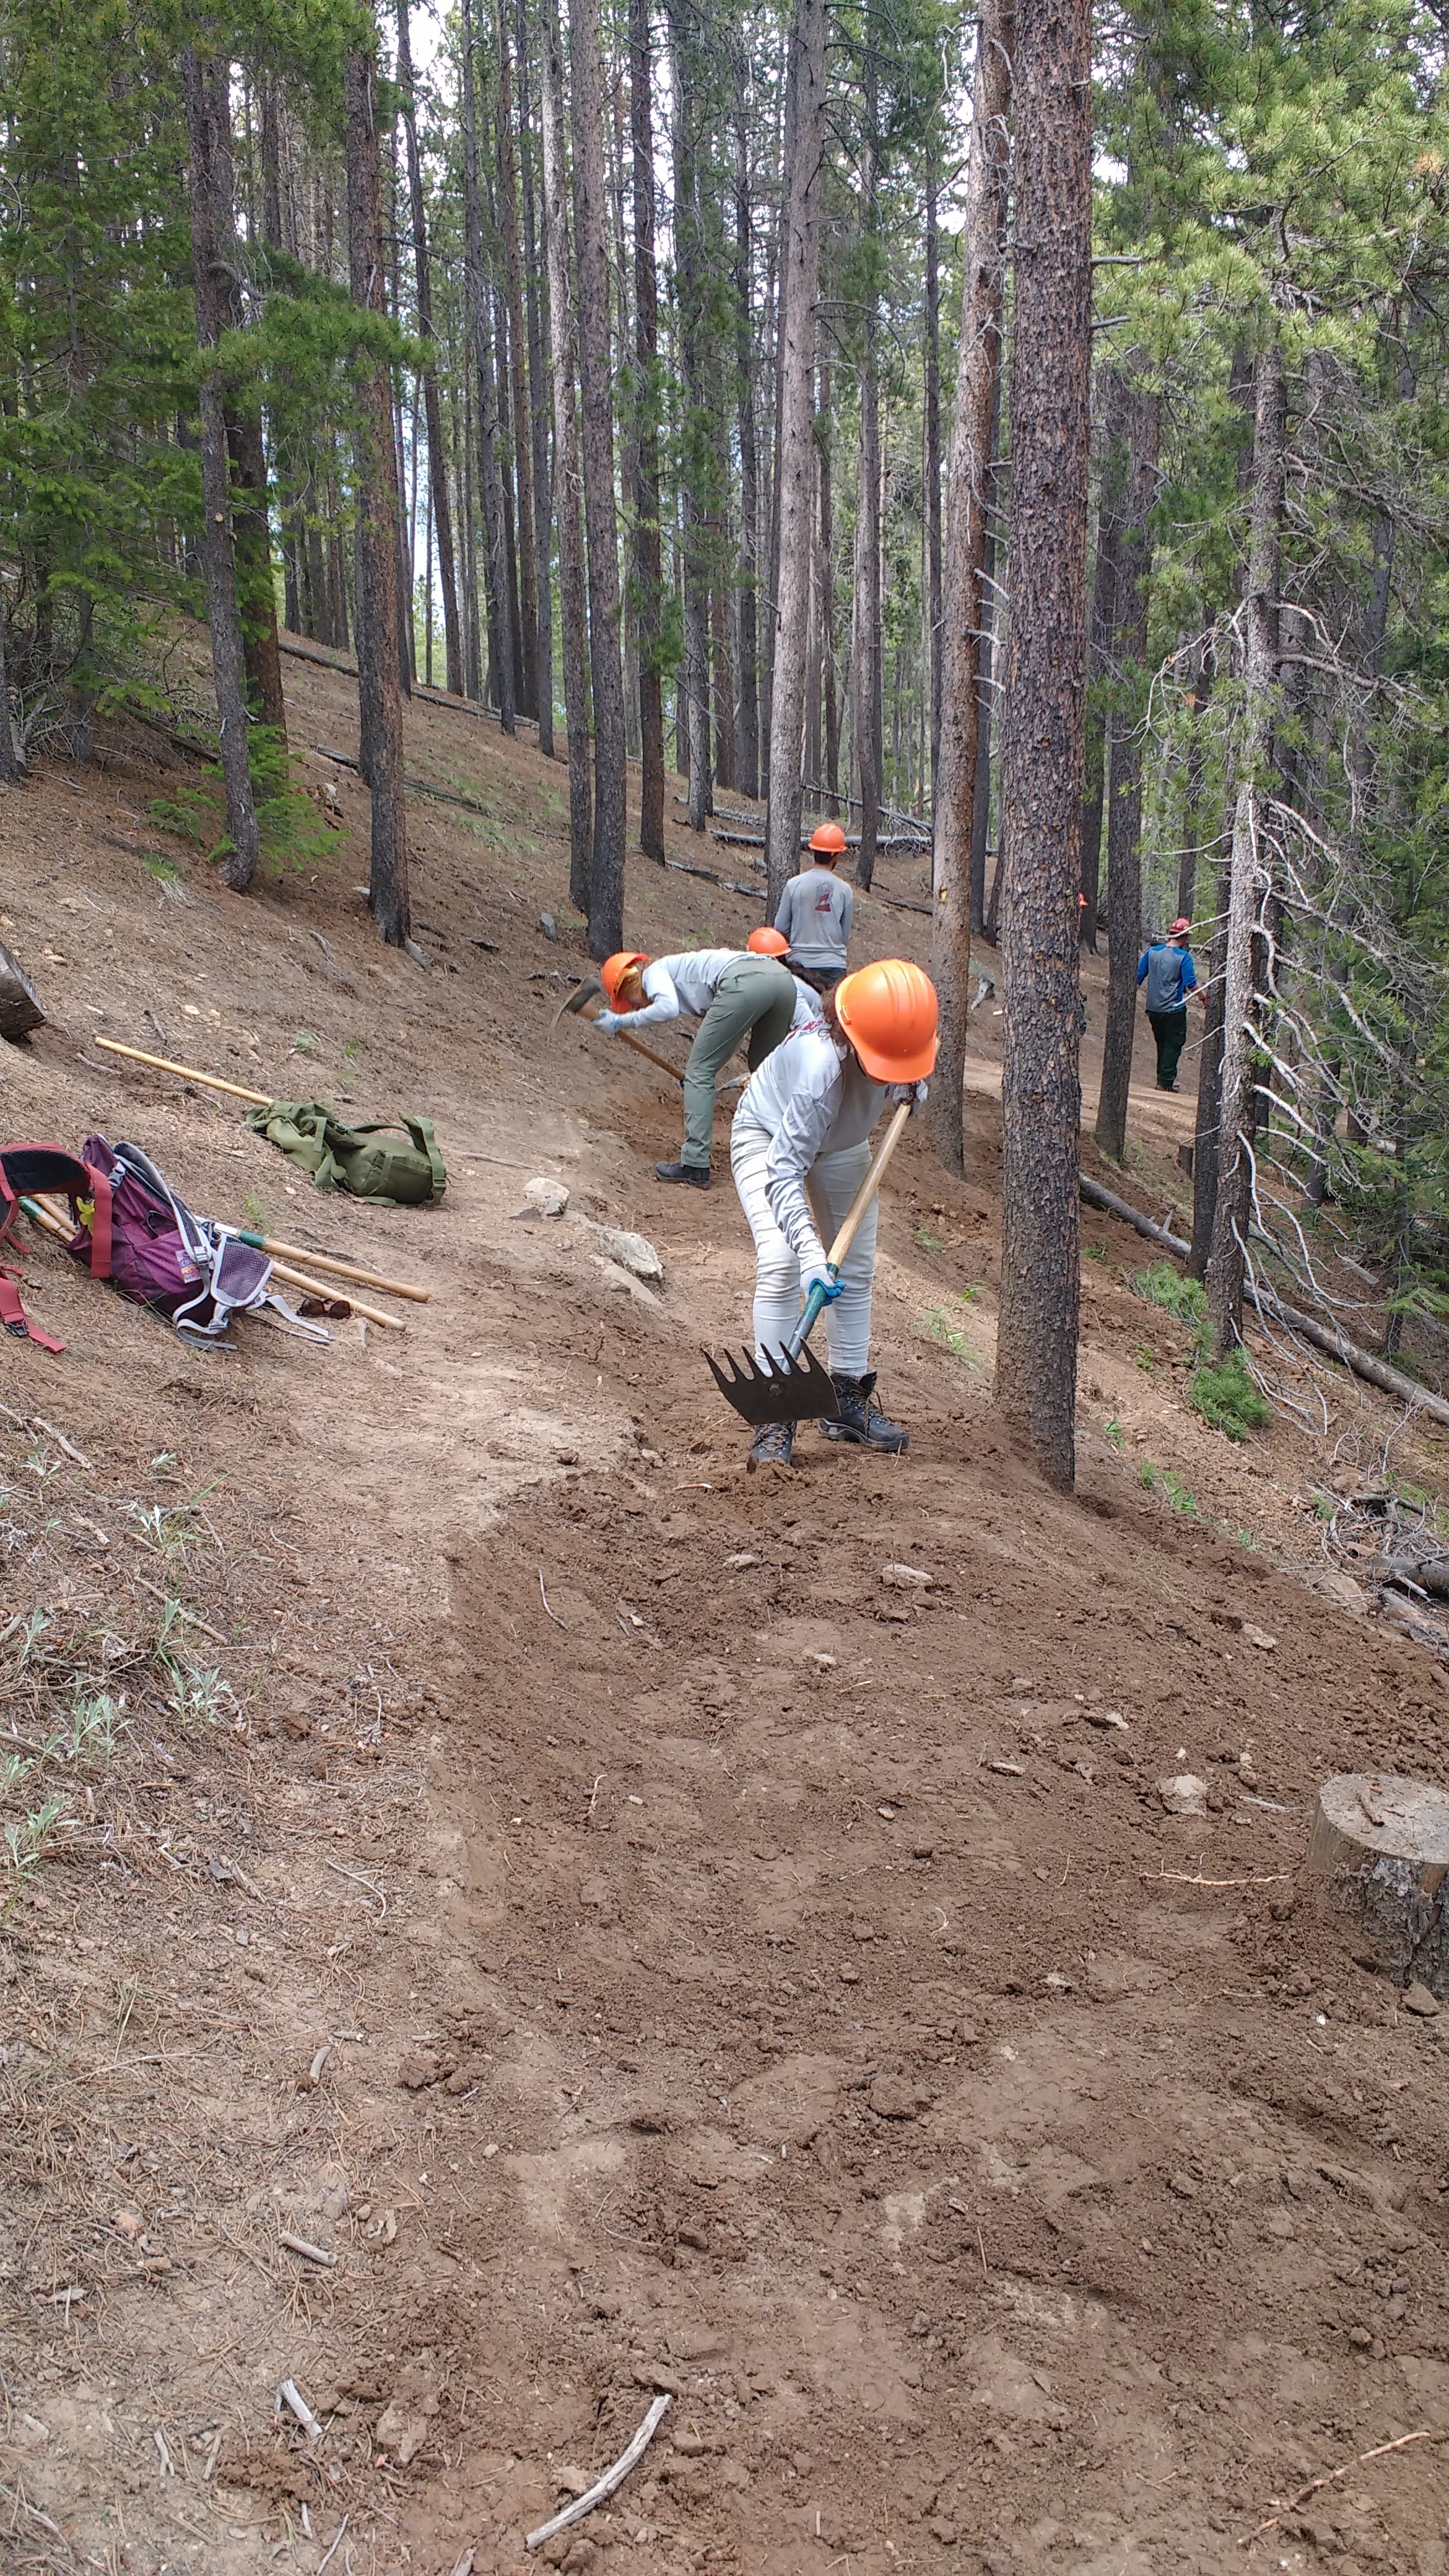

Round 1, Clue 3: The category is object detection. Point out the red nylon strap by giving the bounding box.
[84,1160,112,1278]
[0,1263,65,1353]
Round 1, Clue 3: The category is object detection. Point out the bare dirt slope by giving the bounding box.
[3,648,1449,2576]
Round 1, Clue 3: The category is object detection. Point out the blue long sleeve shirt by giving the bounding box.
[1138,942,1198,1013]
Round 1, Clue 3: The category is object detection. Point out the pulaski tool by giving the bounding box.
[705,1099,912,1424]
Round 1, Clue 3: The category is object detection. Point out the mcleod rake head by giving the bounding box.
[703,1342,842,1426]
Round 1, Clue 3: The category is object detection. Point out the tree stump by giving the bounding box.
[1305,1773,1449,1999]
[0,941,45,1043]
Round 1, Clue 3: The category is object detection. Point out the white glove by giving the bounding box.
[594,1008,625,1035]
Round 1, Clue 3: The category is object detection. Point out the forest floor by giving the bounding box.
[4,638,1449,2576]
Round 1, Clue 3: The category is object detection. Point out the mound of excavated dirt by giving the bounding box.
[2,648,1449,2576]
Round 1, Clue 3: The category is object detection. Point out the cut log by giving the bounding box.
[0,941,46,1042]
[1305,1772,1449,1999]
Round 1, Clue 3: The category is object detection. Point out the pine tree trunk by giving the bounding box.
[0,590,17,785]
[923,154,942,797]
[181,48,261,895]
[461,0,516,731]
[671,9,713,833]
[398,0,463,698]
[495,282,525,716]
[515,0,555,755]
[851,337,881,882]
[1094,378,1159,1162]
[344,42,412,947]
[1080,367,1128,949]
[929,0,1012,1173]
[539,0,593,910]
[495,0,539,720]
[1208,338,1284,1359]
[1189,844,1230,1278]
[994,0,1092,1493]
[629,0,665,857]
[1176,646,1212,922]
[568,0,627,952]
[733,58,760,804]
[764,0,828,910]
[186,58,285,746]
[819,351,839,815]
[712,579,736,790]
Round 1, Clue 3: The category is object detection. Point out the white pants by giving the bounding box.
[730,1117,876,1377]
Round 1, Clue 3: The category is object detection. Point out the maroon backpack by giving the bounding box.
[1,1136,324,1352]
[0,1142,109,1351]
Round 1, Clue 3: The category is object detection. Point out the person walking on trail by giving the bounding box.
[730,957,938,1473]
[595,946,801,1188]
[774,820,855,991]
[1138,917,1202,1093]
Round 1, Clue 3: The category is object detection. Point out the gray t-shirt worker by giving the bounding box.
[774,819,855,989]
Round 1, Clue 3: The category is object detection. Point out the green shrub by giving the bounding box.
[1141,1459,1201,1515]
[1188,1348,1271,1441]
[1131,1261,1208,1332]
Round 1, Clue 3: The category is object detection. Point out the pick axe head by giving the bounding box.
[703,1342,842,1425]
[552,973,604,1029]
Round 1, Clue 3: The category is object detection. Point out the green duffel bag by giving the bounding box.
[246,1100,446,1206]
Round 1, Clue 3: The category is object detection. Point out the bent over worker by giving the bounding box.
[774,820,855,991]
[596,946,801,1188]
[729,957,938,1471]
[1137,917,1202,1092]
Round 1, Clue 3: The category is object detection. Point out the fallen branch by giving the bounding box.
[1240,2428,1443,2543]
[1078,1173,1449,1431]
[280,634,541,731]
[276,2378,324,2443]
[315,742,534,823]
[315,2517,350,2576]
[525,2393,671,2554]
[1142,1868,1293,1889]
[539,1569,570,1630]
[131,1573,227,1643]
[279,2232,336,2268]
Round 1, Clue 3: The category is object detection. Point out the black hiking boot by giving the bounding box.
[746,1420,794,1473]
[818,1371,908,1453]
[656,1160,711,1188]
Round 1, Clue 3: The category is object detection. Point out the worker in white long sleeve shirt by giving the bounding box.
[729,956,938,1472]
[595,944,799,1186]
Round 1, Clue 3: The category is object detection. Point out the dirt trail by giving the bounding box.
[2,653,1449,2576]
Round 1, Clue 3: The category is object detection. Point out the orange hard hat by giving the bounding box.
[834,959,938,1083]
[600,950,648,1003]
[809,820,848,856]
[747,926,789,957]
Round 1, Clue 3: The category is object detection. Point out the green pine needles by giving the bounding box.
[1130,1261,1271,1442]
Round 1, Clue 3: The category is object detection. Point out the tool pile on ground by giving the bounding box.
[2,641,1449,2576]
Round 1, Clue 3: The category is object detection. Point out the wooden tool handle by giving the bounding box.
[619,1027,687,1086]
[826,1099,913,1270]
[787,1100,915,1360]
[245,1236,430,1303]
[94,1035,271,1105]
[573,998,685,1086]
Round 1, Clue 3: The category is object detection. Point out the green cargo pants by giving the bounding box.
[681,956,798,1168]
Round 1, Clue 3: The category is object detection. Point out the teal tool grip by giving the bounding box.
[789,1266,840,1359]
